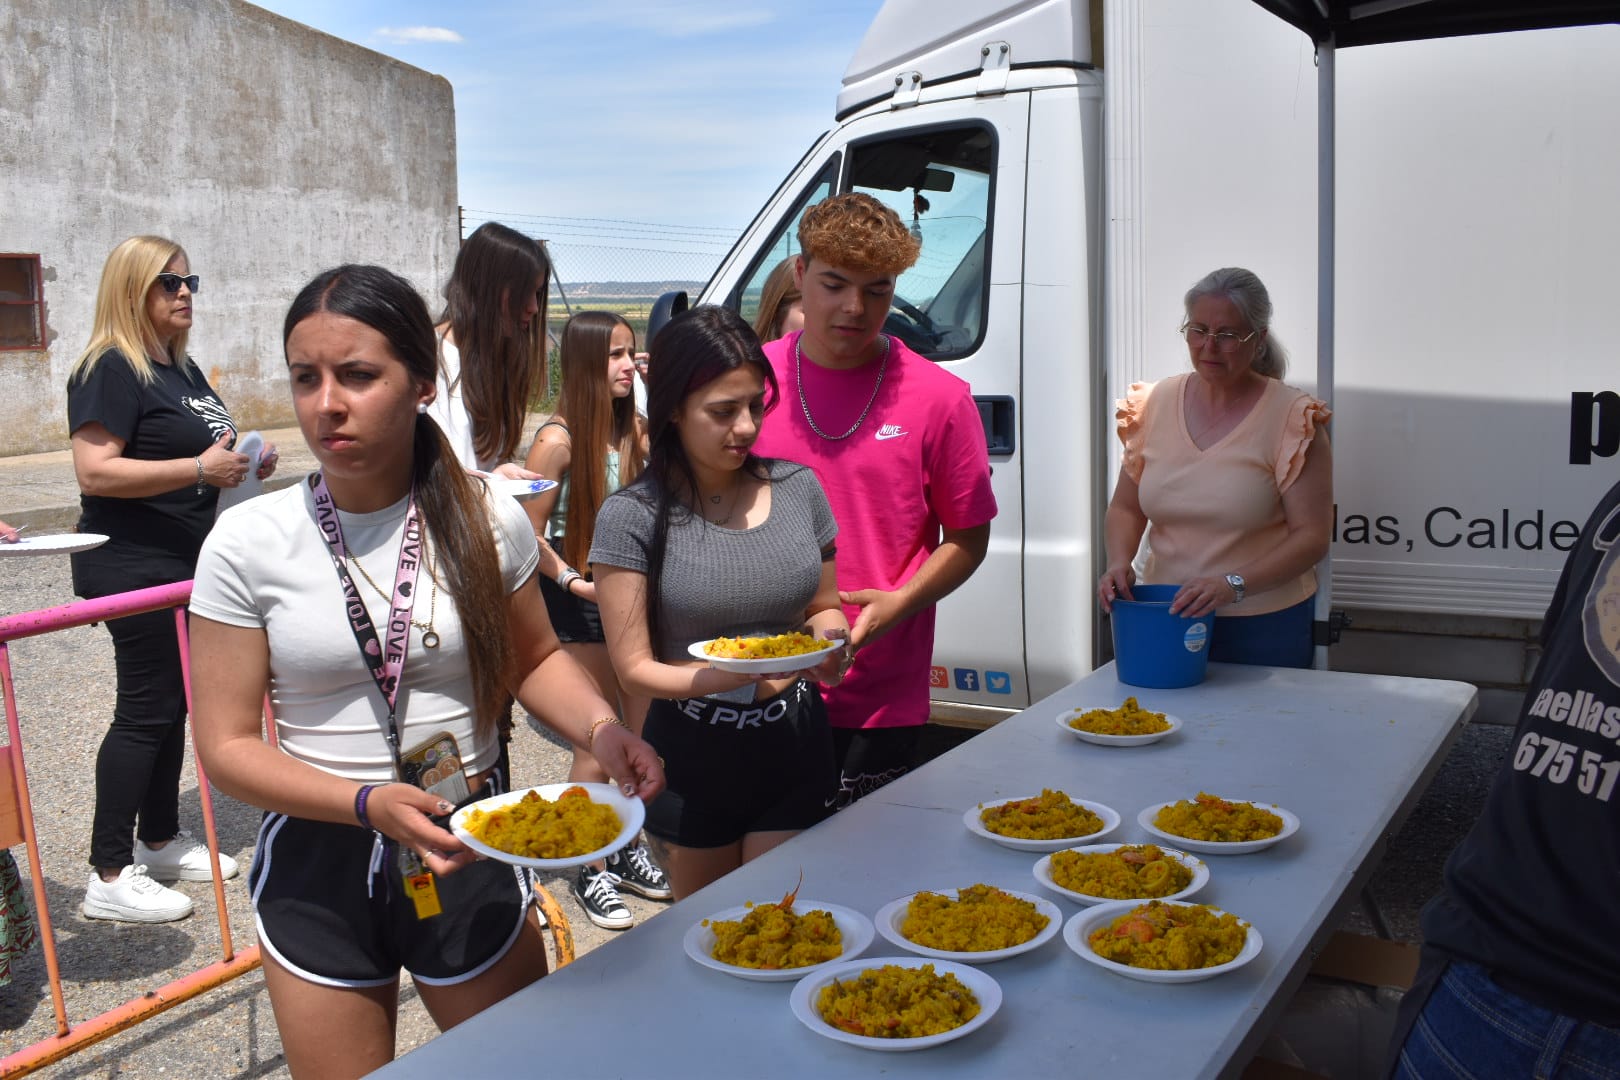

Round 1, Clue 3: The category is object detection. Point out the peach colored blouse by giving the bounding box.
[1118,373,1330,616]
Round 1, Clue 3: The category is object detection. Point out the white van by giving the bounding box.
[659,0,1620,726]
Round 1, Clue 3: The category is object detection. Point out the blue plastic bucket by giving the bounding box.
[1110,584,1212,689]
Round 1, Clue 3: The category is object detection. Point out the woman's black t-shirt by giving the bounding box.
[67,348,237,572]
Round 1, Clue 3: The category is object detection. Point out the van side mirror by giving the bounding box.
[646,291,690,347]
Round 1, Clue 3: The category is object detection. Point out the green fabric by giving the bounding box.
[548,446,622,540]
[0,850,37,987]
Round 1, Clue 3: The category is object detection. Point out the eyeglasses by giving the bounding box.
[1180,323,1257,353]
[154,273,200,295]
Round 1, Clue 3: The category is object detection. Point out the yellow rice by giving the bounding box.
[462,785,621,859]
[816,963,980,1038]
[900,883,1049,951]
[1049,844,1194,899]
[1088,900,1249,970]
[704,902,843,969]
[1067,696,1170,736]
[704,631,827,659]
[979,788,1104,840]
[1153,792,1284,843]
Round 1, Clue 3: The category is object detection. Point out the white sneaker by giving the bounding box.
[135,830,239,883]
[82,865,194,923]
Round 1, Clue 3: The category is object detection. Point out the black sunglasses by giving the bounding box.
[155,272,200,295]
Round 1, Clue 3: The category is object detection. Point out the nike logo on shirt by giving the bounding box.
[874,424,908,441]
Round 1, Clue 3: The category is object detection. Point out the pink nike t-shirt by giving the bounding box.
[755,331,996,729]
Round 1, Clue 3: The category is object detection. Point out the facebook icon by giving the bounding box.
[953,668,979,692]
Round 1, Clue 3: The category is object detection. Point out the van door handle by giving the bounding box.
[976,395,1015,456]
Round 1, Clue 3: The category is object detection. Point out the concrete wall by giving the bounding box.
[0,0,458,454]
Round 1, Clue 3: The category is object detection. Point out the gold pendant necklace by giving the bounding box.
[347,545,440,648]
[702,478,744,527]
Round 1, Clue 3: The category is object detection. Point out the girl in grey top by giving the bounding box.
[592,306,849,899]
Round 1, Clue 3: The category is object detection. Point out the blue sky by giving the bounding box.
[251,0,885,281]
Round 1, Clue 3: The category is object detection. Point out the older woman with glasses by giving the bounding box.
[1097,266,1332,668]
[67,235,278,923]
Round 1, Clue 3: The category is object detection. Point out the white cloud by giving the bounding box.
[552,4,776,39]
[655,8,775,37]
[374,25,463,44]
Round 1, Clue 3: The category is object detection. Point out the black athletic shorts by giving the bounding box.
[538,571,605,644]
[643,680,836,847]
[827,724,925,811]
[248,793,532,987]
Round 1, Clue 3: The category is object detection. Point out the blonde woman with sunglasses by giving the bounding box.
[66,235,279,923]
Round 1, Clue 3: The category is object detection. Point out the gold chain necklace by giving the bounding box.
[346,545,441,649]
[701,477,744,527]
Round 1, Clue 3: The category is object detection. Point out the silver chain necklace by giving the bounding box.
[795,334,890,441]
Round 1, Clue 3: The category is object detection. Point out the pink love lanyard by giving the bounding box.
[308,472,423,775]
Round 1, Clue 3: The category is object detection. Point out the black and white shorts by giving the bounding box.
[642,680,837,847]
[248,810,532,988]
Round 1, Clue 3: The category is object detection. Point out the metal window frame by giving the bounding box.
[0,252,47,352]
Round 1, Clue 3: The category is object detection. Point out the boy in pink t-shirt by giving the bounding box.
[753,193,997,808]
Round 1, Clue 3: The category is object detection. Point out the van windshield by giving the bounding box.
[848,125,994,360]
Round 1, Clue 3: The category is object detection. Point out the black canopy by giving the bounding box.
[1248,0,1618,48]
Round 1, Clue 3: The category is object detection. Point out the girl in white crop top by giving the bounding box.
[187,265,664,1077]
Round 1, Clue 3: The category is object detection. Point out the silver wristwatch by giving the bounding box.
[1224,573,1246,603]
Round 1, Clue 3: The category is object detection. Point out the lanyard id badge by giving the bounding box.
[310,473,443,919]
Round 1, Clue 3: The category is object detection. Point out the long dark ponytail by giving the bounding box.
[284,265,512,738]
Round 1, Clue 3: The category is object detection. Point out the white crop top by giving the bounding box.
[190,479,540,782]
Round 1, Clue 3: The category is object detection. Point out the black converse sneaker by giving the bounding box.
[609,844,672,901]
[573,865,633,930]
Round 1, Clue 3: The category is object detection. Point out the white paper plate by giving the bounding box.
[0,533,109,558]
[1136,800,1301,855]
[682,901,874,982]
[1032,844,1209,906]
[963,795,1121,852]
[874,887,1063,963]
[789,956,1002,1052]
[1065,900,1263,983]
[450,782,644,869]
[687,636,843,674]
[1055,705,1184,746]
[486,477,559,501]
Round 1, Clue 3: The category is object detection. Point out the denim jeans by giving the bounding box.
[1394,960,1620,1079]
[1209,596,1314,668]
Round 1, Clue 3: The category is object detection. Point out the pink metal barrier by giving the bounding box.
[0,581,260,1078]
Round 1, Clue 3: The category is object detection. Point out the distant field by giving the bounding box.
[547,281,704,348]
[539,280,771,408]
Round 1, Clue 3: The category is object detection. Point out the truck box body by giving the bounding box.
[695,0,1620,722]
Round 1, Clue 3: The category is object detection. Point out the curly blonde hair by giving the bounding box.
[797,193,920,274]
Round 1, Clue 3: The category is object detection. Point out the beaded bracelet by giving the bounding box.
[355,783,379,831]
[586,715,628,751]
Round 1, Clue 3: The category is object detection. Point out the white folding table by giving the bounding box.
[375,662,1476,1079]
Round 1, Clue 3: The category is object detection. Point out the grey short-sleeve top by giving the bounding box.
[589,459,837,660]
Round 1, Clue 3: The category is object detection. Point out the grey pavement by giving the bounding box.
[0,427,319,535]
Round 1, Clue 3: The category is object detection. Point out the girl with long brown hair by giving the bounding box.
[188,265,662,1077]
[427,222,550,476]
[522,310,667,927]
